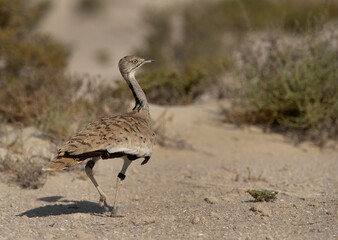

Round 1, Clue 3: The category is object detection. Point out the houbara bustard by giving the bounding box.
[43,56,156,217]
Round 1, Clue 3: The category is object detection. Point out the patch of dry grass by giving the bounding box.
[1,71,128,140]
[0,0,129,140]
[0,154,46,189]
[247,190,278,202]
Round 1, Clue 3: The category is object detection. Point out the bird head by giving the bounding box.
[118,56,155,76]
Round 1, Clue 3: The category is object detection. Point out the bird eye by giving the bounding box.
[132,59,138,64]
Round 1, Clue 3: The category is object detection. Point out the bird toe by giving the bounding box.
[99,199,110,212]
[110,207,123,217]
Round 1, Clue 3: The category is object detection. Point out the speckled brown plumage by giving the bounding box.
[42,56,156,216]
[45,110,155,170]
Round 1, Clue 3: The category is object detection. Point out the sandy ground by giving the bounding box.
[0,101,337,240]
[1,1,336,239]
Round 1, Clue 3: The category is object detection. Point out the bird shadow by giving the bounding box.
[17,195,109,218]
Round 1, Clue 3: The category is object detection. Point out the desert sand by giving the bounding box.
[0,1,336,239]
[0,101,337,239]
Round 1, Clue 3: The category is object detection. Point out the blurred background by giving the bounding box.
[0,0,337,188]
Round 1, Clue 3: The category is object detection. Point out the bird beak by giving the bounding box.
[144,59,155,63]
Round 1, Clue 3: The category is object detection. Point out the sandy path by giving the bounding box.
[0,101,336,239]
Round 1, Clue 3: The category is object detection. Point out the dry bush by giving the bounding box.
[0,0,68,136]
[226,31,338,145]
[0,154,46,189]
[115,65,215,105]
[136,0,338,105]
[0,0,68,76]
[1,71,129,139]
[0,125,49,189]
[0,0,128,139]
[247,190,278,202]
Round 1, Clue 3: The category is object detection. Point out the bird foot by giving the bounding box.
[110,207,123,218]
[111,206,118,216]
[99,199,110,212]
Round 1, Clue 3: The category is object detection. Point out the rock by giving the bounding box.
[325,210,333,215]
[132,195,140,201]
[0,148,9,159]
[204,196,218,204]
[250,204,272,217]
[48,223,55,227]
[192,216,201,224]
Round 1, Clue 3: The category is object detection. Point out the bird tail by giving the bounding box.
[42,156,81,171]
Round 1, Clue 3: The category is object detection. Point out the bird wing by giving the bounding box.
[58,111,155,158]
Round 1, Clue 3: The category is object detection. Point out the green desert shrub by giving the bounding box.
[138,66,207,105]
[227,34,337,142]
[138,0,338,105]
[0,0,127,139]
[0,0,68,134]
[280,0,338,31]
[0,71,128,138]
[0,0,67,76]
[142,0,338,64]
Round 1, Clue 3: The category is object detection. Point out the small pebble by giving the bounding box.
[192,216,201,224]
[326,210,333,215]
[204,196,218,204]
[250,204,272,217]
[132,195,140,201]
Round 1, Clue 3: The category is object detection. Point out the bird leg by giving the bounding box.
[111,157,132,217]
[85,159,110,211]
[111,175,122,216]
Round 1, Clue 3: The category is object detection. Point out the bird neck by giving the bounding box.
[122,72,149,112]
